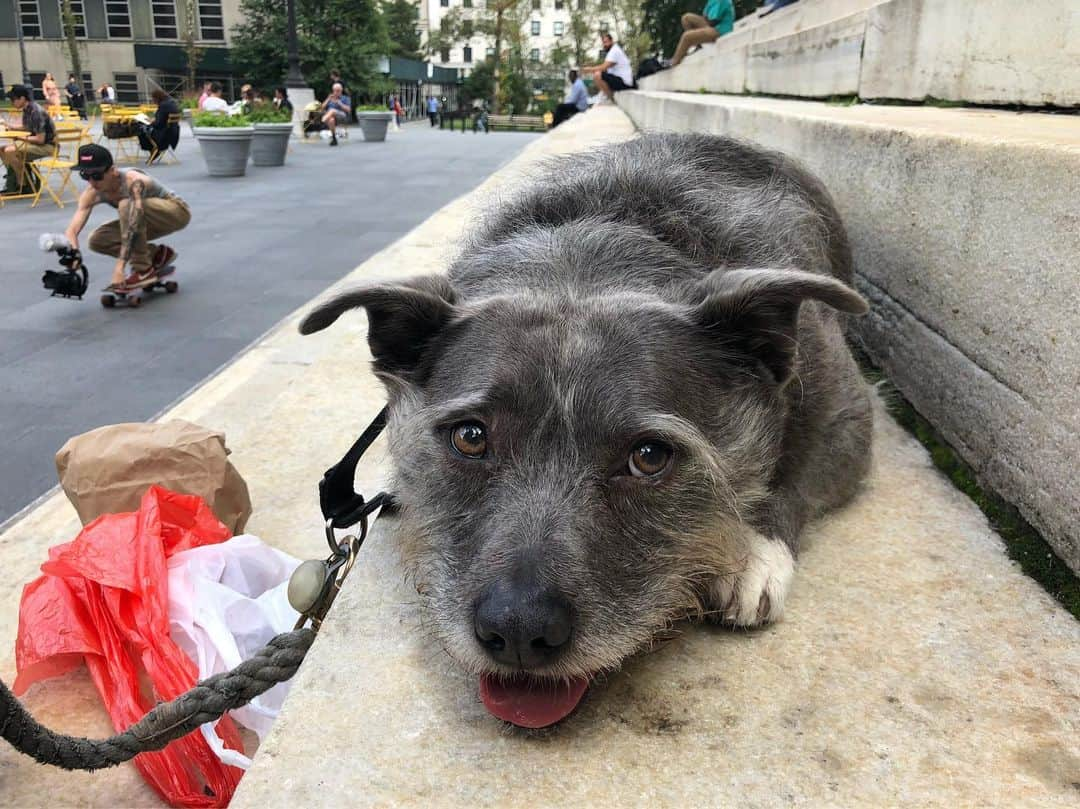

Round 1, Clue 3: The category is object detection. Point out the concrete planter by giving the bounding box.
[357,111,394,142]
[193,126,255,177]
[251,122,293,167]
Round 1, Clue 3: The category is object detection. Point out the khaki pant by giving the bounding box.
[672,13,720,66]
[89,197,191,272]
[1,142,54,189]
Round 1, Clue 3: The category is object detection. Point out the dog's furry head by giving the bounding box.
[301,134,870,723]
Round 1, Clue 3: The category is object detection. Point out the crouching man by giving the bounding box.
[64,144,190,292]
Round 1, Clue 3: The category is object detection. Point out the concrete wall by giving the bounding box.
[641,0,1080,107]
[860,0,1080,106]
[617,90,1080,573]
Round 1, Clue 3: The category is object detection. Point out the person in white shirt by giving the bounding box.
[201,82,230,113]
[580,32,635,100]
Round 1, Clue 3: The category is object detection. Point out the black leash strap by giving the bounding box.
[319,406,397,529]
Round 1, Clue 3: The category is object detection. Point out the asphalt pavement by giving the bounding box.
[0,120,540,525]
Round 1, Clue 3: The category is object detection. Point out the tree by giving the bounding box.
[59,0,83,92]
[382,0,421,59]
[181,2,205,94]
[461,57,495,106]
[231,0,393,100]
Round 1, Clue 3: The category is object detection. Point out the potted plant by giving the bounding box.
[180,95,199,121]
[192,112,254,177]
[355,104,394,142]
[248,104,293,167]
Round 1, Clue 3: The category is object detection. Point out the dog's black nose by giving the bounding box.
[474,580,573,669]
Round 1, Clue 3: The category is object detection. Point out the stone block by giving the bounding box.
[746,11,868,97]
[860,0,1080,106]
[616,90,1080,572]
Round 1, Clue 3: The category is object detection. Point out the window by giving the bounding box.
[486,46,495,57]
[198,0,225,41]
[105,0,131,38]
[599,0,609,7]
[531,0,540,8]
[440,0,448,6]
[152,0,178,39]
[555,0,563,7]
[440,48,450,63]
[553,21,563,35]
[28,72,47,100]
[529,48,540,62]
[462,20,472,36]
[530,20,540,35]
[113,72,139,103]
[463,0,471,6]
[463,46,472,63]
[577,0,585,8]
[19,0,41,37]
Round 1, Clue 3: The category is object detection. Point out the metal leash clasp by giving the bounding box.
[287,518,367,632]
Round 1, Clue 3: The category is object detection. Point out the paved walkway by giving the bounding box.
[1,106,1078,807]
[0,121,538,525]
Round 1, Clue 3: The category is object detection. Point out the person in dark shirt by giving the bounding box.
[138,89,180,163]
[64,73,87,120]
[274,87,294,116]
[1,85,56,195]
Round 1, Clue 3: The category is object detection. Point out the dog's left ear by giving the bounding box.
[299,274,456,383]
[693,268,868,385]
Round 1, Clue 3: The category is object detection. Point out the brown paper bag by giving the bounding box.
[55,420,252,533]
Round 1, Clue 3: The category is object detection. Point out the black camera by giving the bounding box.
[40,234,89,300]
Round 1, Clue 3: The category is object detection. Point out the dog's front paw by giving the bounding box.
[708,533,795,627]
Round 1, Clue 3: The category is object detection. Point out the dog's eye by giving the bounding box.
[450,422,487,458]
[628,441,672,477]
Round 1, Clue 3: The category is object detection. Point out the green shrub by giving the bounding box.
[355,104,390,112]
[247,104,291,123]
[193,111,252,127]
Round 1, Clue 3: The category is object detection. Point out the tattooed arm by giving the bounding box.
[116,176,146,273]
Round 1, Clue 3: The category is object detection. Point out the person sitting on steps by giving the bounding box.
[63,144,191,292]
[670,0,735,67]
[320,82,351,146]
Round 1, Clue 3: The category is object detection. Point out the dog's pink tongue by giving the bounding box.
[479,674,589,729]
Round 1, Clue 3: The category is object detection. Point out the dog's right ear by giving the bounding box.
[299,274,457,383]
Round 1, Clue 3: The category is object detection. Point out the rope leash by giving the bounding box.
[0,629,314,771]
[0,408,392,772]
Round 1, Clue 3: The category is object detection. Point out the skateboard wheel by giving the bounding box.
[128,294,142,308]
[164,281,178,293]
[100,294,115,308]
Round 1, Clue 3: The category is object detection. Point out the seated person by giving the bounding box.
[138,89,180,162]
[201,82,230,113]
[1,85,56,196]
[552,69,589,127]
[65,144,191,291]
[671,0,735,66]
[580,32,635,100]
[273,86,293,116]
[320,82,351,146]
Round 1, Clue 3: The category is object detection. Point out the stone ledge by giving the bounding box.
[616,90,1079,574]
[233,106,1080,807]
[641,0,1080,106]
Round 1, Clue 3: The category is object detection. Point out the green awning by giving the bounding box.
[134,44,232,73]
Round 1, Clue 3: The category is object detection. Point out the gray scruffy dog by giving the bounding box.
[301,133,872,728]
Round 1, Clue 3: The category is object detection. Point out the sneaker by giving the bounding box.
[329,136,338,146]
[124,267,157,287]
[103,281,130,293]
[152,245,177,269]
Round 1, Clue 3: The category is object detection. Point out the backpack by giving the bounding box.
[635,57,666,83]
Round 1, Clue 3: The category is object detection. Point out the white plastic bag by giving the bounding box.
[168,534,301,769]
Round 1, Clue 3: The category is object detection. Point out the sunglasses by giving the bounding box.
[79,170,105,182]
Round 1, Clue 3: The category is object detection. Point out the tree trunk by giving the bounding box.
[492,10,503,114]
[60,0,83,90]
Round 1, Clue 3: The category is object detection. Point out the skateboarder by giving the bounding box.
[63,144,190,291]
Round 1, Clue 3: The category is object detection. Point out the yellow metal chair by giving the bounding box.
[31,125,88,208]
[99,109,141,164]
[146,112,182,165]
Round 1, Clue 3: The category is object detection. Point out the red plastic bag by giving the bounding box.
[14,485,246,807]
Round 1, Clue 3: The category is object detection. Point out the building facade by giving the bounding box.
[0,0,242,101]
[417,0,606,75]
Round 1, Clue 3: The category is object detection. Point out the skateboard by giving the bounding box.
[100,265,178,308]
